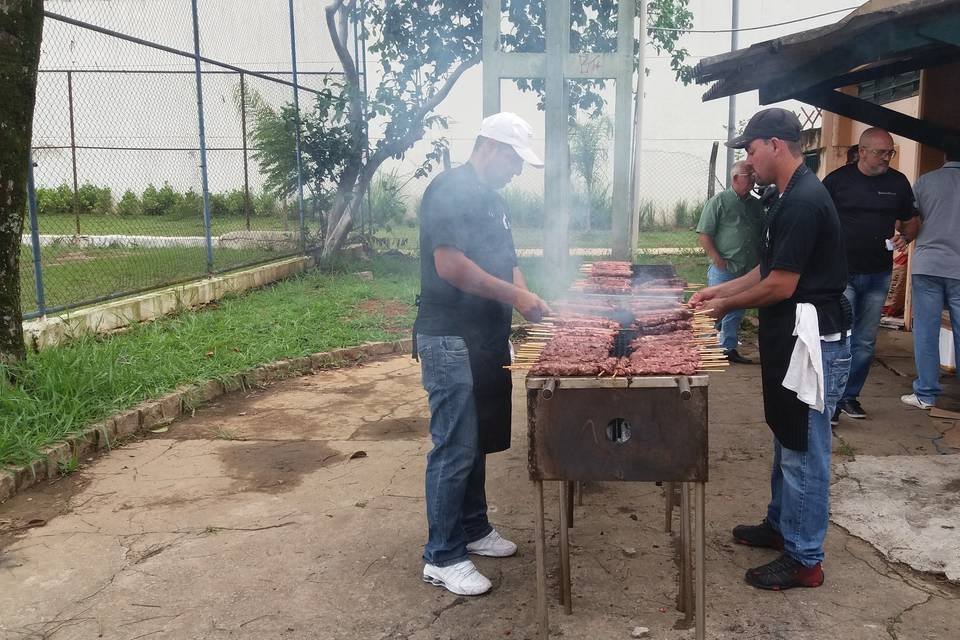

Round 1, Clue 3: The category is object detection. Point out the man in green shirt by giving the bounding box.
[696,160,764,363]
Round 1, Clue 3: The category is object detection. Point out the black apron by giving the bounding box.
[413,188,516,455]
[757,166,848,452]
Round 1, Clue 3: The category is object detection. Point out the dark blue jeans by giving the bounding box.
[708,264,746,351]
[766,338,851,567]
[842,271,892,402]
[416,334,493,567]
[911,274,960,405]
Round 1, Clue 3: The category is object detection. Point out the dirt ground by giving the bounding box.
[1,330,958,640]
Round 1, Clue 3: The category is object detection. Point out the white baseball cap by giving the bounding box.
[478,112,544,168]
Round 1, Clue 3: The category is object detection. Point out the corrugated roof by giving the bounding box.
[695,0,960,102]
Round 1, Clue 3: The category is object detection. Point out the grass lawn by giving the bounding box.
[2,255,422,468]
[373,225,698,252]
[37,213,297,237]
[20,244,292,314]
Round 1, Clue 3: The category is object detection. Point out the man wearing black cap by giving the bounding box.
[691,108,851,590]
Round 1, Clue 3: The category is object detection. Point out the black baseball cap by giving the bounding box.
[726,108,801,149]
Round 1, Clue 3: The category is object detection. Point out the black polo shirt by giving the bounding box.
[760,165,850,335]
[415,163,518,337]
[822,163,914,274]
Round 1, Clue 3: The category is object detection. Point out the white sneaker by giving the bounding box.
[901,393,934,410]
[422,559,492,596]
[466,529,518,557]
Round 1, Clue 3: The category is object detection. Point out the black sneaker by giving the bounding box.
[745,553,824,590]
[841,398,866,419]
[732,519,784,551]
[724,349,753,364]
[831,406,841,426]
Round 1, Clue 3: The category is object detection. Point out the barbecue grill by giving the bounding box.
[521,264,710,640]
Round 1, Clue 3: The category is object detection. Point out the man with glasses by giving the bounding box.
[822,128,919,423]
[696,160,765,363]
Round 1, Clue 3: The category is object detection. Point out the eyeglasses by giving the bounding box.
[865,148,897,159]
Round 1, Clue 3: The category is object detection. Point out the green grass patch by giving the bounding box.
[20,244,292,313]
[373,225,697,252]
[1,255,420,468]
[38,213,295,237]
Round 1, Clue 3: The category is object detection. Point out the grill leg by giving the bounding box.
[558,481,572,614]
[575,481,583,506]
[534,479,549,639]
[664,481,675,533]
[695,482,706,640]
[566,481,575,529]
[678,482,693,619]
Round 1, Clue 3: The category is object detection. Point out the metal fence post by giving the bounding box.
[27,153,47,316]
[239,71,252,231]
[288,0,307,251]
[67,70,81,236]
[190,0,214,272]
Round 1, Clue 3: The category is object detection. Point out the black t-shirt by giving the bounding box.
[760,165,851,335]
[821,163,914,274]
[415,163,518,338]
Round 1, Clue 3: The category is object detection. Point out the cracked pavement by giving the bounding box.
[1,331,958,639]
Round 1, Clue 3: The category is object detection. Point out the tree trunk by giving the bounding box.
[0,1,44,368]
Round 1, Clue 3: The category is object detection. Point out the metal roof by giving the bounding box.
[695,0,960,104]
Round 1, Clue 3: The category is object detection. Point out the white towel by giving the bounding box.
[782,303,825,412]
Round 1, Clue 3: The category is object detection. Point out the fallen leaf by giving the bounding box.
[150,426,169,433]
[349,451,368,460]
[205,351,215,358]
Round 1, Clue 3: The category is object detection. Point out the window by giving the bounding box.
[858,71,921,105]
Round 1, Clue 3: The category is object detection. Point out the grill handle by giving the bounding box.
[676,376,691,400]
[541,377,558,400]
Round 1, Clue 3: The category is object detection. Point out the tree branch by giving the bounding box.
[325,0,359,86]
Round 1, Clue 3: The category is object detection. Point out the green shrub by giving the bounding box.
[117,190,142,217]
[36,184,73,216]
[171,188,203,219]
[368,170,407,229]
[77,183,112,215]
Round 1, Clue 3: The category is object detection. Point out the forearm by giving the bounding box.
[902,216,921,241]
[513,266,529,291]
[436,250,522,306]
[711,266,761,297]
[717,269,797,313]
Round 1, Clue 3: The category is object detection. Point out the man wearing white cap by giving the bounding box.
[413,112,551,596]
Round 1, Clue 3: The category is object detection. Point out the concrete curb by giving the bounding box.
[0,338,413,504]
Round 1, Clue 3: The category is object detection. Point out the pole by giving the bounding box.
[707,141,719,199]
[190,0,214,272]
[239,71,252,231]
[725,0,739,189]
[27,154,46,316]
[288,0,307,250]
[67,70,80,236]
[629,1,647,256]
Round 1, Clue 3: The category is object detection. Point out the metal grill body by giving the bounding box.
[526,376,708,482]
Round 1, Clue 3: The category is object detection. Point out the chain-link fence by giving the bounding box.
[23,1,341,319]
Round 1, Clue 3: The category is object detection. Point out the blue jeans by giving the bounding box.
[841,271,892,402]
[911,274,960,405]
[416,334,493,567]
[766,338,851,567]
[708,264,745,351]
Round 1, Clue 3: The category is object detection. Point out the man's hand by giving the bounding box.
[701,297,728,320]
[890,232,907,252]
[689,286,719,308]
[514,289,552,323]
[712,256,728,271]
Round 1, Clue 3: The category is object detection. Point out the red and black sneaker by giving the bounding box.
[732,519,784,551]
[745,553,824,590]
